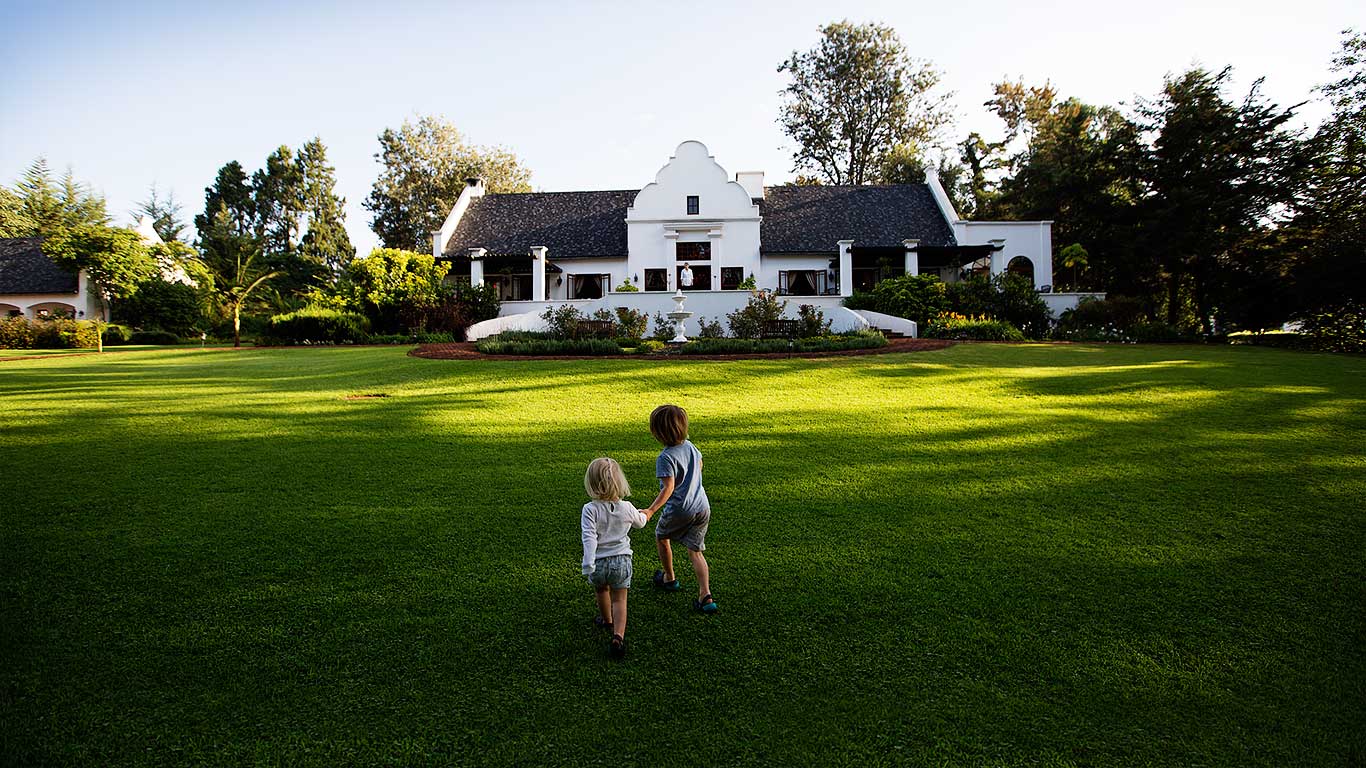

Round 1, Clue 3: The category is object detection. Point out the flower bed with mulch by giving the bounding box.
[409,337,953,361]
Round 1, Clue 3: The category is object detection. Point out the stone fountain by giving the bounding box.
[667,289,693,343]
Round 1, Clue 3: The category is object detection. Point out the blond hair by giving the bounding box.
[584,457,631,501]
[650,404,688,446]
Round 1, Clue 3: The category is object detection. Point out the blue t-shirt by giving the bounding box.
[656,440,709,516]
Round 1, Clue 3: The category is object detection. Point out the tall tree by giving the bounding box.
[135,183,186,243]
[365,115,533,251]
[1136,67,1303,328]
[251,146,305,264]
[297,137,355,280]
[990,93,1145,294]
[194,161,255,241]
[4,158,109,238]
[776,20,954,185]
[1288,29,1366,315]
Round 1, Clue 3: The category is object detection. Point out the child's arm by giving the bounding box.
[624,501,648,529]
[642,475,675,518]
[580,505,598,575]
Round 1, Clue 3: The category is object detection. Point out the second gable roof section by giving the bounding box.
[759,184,957,253]
[442,190,638,260]
[0,237,78,294]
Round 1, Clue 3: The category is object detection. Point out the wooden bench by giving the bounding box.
[759,319,804,339]
[575,320,617,339]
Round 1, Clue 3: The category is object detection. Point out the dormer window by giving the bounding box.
[686,195,699,215]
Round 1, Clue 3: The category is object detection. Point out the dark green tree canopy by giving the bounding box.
[364,115,533,252]
[776,20,954,185]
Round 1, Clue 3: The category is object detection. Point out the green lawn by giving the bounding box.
[1,344,1362,766]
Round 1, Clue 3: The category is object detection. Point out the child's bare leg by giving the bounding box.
[595,585,612,624]
[610,588,629,638]
[688,548,711,598]
[657,538,675,581]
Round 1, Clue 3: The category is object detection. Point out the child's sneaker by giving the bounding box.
[609,634,626,659]
[693,594,719,614]
[653,569,681,592]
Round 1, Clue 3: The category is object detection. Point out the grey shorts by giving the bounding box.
[655,506,710,552]
[588,554,633,590]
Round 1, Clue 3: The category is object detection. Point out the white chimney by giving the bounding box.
[736,171,765,200]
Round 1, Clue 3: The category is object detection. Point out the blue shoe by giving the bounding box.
[694,594,719,613]
[653,569,681,592]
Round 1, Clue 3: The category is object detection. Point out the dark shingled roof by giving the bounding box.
[0,238,77,295]
[758,184,956,253]
[443,190,637,260]
[441,183,955,259]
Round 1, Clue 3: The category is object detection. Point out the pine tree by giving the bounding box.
[297,137,355,281]
[135,183,186,243]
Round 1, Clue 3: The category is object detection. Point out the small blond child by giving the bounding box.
[581,457,655,658]
[642,404,718,613]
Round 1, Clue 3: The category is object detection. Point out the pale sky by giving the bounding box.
[1,0,1358,256]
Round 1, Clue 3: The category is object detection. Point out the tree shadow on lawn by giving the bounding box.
[3,346,1364,764]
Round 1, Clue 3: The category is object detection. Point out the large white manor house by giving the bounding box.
[434,140,1081,336]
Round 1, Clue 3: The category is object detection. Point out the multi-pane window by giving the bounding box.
[676,242,711,261]
[721,267,744,290]
[644,269,668,292]
[686,195,699,215]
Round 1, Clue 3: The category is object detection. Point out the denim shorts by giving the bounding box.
[588,553,633,589]
[655,506,710,552]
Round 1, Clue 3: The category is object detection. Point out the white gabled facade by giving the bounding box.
[436,140,1081,337]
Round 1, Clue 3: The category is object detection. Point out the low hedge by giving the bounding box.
[477,336,624,356]
[0,317,101,349]
[924,316,1026,342]
[680,332,888,355]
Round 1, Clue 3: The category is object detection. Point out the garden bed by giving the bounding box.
[411,336,952,361]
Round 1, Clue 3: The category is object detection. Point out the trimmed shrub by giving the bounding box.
[476,335,623,356]
[102,324,134,345]
[650,312,674,341]
[797,304,832,337]
[727,291,788,339]
[990,274,1052,339]
[843,274,949,327]
[20,319,101,349]
[944,276,997,319]
[680,332,887,355]
[264,308,370,345]
[696,316,725,338]
[924,314,1026,342]
[413,331,455,344]
[541,305,584,339]
[614,280,639,292]
[129,329,181,345]
[614,307,648,338]
[0,317,37,349]
[635,340,666,354]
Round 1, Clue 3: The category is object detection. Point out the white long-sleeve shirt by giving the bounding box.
[580,499,646,575]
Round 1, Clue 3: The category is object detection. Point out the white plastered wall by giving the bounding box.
[626,141,762,293]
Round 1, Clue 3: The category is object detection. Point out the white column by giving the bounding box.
[903,239,920,277]
[837,240,854,297]
[708,230,723,290]
[469,248,486,287]
[530,246,548,301]
[989,239,1006,277]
